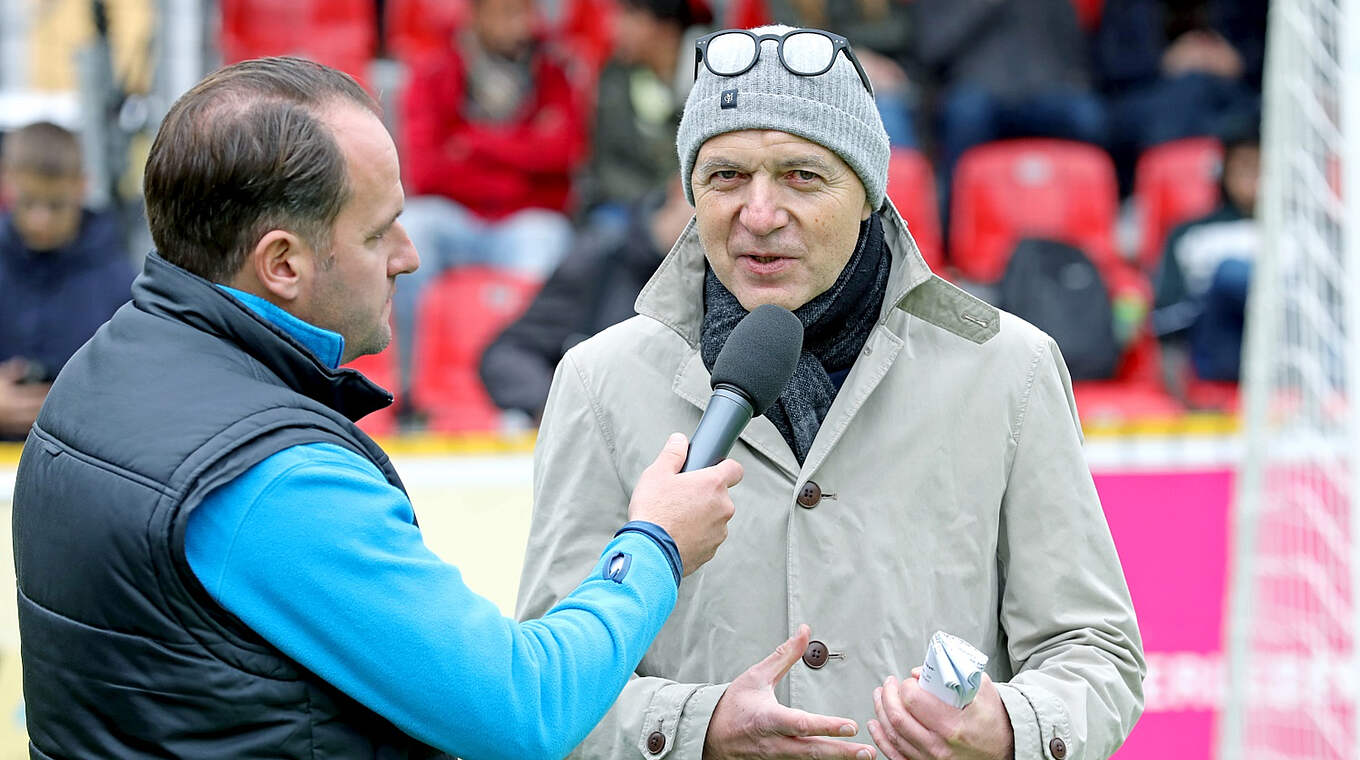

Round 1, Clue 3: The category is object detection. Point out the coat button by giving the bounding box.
[647,731,666,754]
[1049,737,1067,759]
[802,640,830,668]
[796,481,822,508]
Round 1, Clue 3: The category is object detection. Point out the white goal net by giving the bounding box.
[1221,1,1360,758]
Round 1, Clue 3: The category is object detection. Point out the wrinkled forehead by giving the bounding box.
[696,129,853,174]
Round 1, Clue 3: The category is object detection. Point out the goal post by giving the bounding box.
[1221,1,1360,758]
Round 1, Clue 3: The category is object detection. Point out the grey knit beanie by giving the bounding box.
[677,25,890,210]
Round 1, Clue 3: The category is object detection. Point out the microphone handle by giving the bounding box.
[681,386,754,472]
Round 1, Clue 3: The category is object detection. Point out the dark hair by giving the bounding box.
[1,121,82,177]
[143,56,380,282]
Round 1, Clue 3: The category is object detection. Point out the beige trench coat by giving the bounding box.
[517,201,1145,760]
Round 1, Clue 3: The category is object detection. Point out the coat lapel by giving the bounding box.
[672,350,801,479]
[799,323,904,476]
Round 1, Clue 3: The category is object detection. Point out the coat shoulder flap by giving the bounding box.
[895,275,1000,345]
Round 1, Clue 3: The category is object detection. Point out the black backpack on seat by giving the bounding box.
[997,237,1119,381]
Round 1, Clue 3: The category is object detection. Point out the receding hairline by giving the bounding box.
[184,86,375,132]
[165,88,383,191]
[164,56,380,133]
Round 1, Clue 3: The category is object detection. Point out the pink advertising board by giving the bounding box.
[1095,469,1234,760]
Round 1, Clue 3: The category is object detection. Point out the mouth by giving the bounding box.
[737,252,795,275]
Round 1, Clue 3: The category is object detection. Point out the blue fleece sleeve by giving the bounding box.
[615,520,683,584]
[185,442,677,760]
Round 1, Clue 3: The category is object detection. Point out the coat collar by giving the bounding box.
[132,251,393,422]
[640,201,941,478]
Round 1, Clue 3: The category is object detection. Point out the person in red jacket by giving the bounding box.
[396,0,586,406]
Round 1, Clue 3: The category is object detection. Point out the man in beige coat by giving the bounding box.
[518,26,1145,760]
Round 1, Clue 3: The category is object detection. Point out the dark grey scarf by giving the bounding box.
[701,213,890,464]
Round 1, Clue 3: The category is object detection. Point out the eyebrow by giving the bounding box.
[694,158,747,176]
[695,154,838,177]
[368,205,403,238]
[775,155,836,174]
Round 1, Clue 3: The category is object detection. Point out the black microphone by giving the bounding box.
[682,304,803,472]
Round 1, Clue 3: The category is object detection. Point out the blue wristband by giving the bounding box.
[614,521,683,587]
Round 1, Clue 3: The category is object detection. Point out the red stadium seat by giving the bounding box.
[949,139,1120,284]
[950,141,1144,396]
[1134,137,1223,273]
[964,168,1163,422]
[1184,377,1240,413]
[385,0,469,64]
[886,148,944,272]
[1072,380,1183,423]
[343,340,400,438]
[219,0,375,86]
[411,268,542,432]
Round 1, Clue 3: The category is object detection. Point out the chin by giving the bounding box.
[365,336,392,358]
[735,291,802,313]
[346,329,391,362]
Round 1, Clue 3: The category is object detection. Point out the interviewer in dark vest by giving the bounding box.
[12,56,743,760]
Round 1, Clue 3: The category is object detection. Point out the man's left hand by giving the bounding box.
[867,669,1014,760]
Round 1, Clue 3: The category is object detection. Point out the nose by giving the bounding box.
[736,176,789,238]
[390,222,420,276]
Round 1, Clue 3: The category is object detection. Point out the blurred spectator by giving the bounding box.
[397,0,586,399]
[481,179,692,420]
[576,0,710,228]
[1152,111,1259,398]
[912,0,1104,209]
[0,122,133,440]
[764,0,918,148]
[1094,0,1266,192]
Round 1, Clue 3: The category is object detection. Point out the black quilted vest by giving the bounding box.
[13,253,448,759]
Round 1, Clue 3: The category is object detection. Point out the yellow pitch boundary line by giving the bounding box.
[0,431,537,467]
[376,431,538,457]
[0,415,1239,467]
[1082,412,1240,438]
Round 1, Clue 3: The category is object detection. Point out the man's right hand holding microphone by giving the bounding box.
[628,431,743,576]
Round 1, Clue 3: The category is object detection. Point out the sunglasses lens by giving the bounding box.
[705,32,757,76]
[782,32,834,75]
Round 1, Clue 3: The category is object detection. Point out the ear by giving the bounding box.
[861,198,874,221]
[242,230,316,303]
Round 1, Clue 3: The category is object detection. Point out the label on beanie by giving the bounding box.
[721,89,739,109]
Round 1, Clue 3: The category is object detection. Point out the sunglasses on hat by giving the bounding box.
[693,28,874,97]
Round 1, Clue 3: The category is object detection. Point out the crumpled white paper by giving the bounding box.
[919,631,988,708]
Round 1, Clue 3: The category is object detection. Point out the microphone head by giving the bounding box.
[710,303,804,416]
